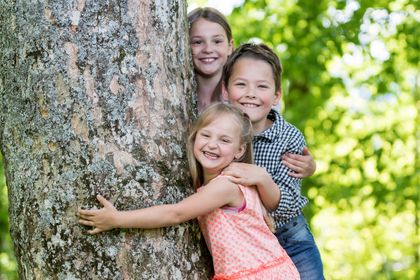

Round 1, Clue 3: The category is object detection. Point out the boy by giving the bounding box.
[221,43,324,280]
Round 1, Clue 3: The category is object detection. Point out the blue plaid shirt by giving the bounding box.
[253,109,309,227]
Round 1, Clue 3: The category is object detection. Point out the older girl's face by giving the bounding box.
[189,18,233,78]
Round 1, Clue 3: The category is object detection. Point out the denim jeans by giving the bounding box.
[275,214,325,280]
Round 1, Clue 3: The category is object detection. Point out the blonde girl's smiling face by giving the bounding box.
[189,18,233,78]
[193,114,245,181]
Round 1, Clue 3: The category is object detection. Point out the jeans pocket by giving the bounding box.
[278,218,316,246]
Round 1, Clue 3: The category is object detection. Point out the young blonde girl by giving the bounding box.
[79,103,299,279]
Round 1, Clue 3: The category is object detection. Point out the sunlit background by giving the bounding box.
[187,1,418,279]
[1,0,418,279]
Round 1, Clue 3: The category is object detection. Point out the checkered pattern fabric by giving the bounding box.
[253,109,309,227]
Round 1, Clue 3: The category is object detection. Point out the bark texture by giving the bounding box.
[0,0,212,279]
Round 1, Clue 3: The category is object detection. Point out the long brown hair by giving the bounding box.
[188,7,233,103]
[188,7,233,42]
[187,103,253,189]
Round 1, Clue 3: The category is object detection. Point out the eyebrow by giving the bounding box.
[232,77,272,84]
[199,129,235,139]
[190,34,226,39]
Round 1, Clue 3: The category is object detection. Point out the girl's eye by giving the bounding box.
[259,85,269,89]
[221,138,231,143]
[191,40,202,45]
[198,131,209,138]
[234,82,245,87]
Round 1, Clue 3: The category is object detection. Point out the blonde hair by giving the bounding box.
[187,103,253,189]
[187,102,276,232]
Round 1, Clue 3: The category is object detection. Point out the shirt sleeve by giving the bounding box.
[271,128,308,220]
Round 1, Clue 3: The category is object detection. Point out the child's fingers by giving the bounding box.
[283,154,304,167]
[222,169,241,178]
[78,209,98,217]
[227,176,242,184]
[79,219,95,226]
[96,195,114,208]
[302,147,311,156]
[288,171,304,178]
[282,157,304,171]
[88,228,103,235]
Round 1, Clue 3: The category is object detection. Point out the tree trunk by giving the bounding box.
[0,0,212,279]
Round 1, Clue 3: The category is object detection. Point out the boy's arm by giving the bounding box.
[282,147,316,178]
[269,165,303,219]
[222,163,280,211]
[270,131,308,219]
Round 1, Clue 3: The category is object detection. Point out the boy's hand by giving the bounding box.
[222,162,267,186]
[78,195,118,234]
[282,147,316,178]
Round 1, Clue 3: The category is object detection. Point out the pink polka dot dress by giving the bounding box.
[197,180,300,280]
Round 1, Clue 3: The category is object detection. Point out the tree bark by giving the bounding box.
[0,0,212,279]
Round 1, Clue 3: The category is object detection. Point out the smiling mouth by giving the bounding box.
[199,58,217,63]
[241,103,259,108]
[203,151,219,159]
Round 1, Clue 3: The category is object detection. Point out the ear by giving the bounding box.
[222,83,229,102]
[234,144,246,161]
[272,89,282,106]
[228,38,234,55]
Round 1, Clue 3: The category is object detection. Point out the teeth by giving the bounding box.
[242,103,258,108]
[201,58,216,63]
[203,151,218,159]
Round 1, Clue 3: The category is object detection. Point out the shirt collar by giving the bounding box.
[254,109,284,141]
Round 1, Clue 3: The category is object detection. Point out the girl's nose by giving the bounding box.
[207,138,218,148]
[202,42,213,53]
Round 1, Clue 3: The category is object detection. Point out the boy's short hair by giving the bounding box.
[223,43,283,92]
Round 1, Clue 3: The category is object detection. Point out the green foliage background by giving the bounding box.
[193,0,419,279]
[224,0,418,279]
[1,0,418,279]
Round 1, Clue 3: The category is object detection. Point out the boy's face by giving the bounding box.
[223,57,280,134]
